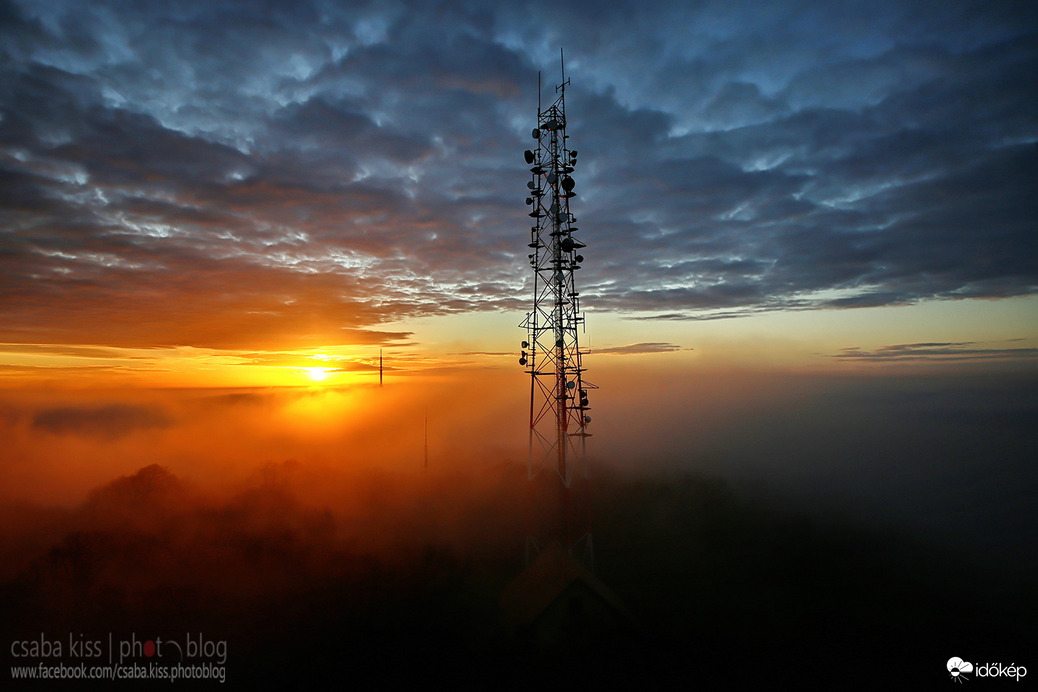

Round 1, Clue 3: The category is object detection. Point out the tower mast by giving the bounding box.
[519,55,596,569]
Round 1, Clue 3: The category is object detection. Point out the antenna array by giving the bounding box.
[519,59,596,568]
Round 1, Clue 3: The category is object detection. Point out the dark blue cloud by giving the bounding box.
[0,0,1035,347]
[834,341,1038,363]
[32,403,171,438]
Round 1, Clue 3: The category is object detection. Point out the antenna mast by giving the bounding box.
[519,55,596,569]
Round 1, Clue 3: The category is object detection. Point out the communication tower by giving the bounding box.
[519,57,596,569]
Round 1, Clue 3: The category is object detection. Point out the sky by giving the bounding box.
[0,0,1036,530]
[1,0,1036,384]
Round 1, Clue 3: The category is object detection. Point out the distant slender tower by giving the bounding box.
[519,55,596,569]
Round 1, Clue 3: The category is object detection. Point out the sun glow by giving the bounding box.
[305,367,330,382]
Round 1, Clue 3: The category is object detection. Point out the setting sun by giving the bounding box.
[305,367,330,382]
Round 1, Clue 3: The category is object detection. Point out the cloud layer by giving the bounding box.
[1,0,1036,349]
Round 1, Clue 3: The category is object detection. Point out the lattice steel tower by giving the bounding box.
[519,61,596,568]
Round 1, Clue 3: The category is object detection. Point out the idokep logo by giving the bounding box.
[948,656,1028,683]
[948,657,973,683]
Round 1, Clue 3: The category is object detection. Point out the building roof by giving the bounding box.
[500,543,635,630]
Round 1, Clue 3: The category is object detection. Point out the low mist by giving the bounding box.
[1,366,1035,685]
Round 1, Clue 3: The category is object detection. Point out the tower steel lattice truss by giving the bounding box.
[519,66,596,569]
